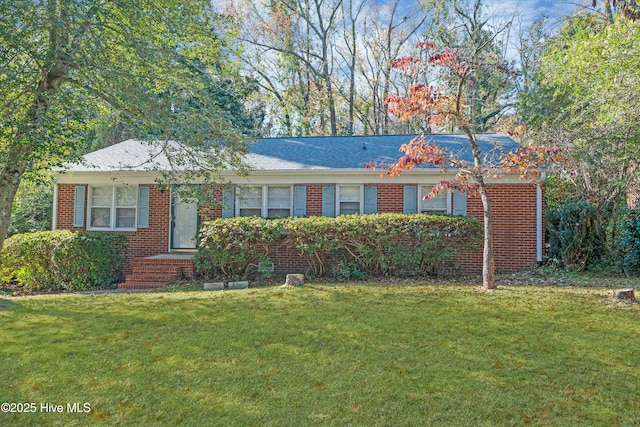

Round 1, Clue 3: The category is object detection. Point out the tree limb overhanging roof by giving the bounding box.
[63,133,519,172]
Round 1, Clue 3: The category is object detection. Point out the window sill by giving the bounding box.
[87,227,138,232]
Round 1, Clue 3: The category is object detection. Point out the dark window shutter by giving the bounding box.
[73,186,86,227]
[322,186,335,217]
[293,186,307,217]
[137,186,150,228]
[453,190,467,216]
[222,187,235,219]
[403,185,417,214]
[364,186,378,214]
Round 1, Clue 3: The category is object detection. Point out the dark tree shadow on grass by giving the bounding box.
[0,297,17,311]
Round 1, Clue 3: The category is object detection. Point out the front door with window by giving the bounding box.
[171,197,198,249]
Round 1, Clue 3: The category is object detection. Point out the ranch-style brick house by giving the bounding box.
[52,133,544,288]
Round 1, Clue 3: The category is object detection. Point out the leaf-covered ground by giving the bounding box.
[1,283,639,426]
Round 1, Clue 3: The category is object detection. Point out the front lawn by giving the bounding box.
[1,284,639,426]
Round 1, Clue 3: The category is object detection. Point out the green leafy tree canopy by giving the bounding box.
[0,0,254,251]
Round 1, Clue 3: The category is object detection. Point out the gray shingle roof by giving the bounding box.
[66,133,519,172]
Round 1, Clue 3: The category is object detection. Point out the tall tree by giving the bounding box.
[336,0,367,135]
[8,177,53,237]
[380,0,557,290]
[234,0,428,136]
[590,0,640,22]
[357,0,427,135]
[239,0,344,136]
[520,13,640,247]
[0,0,251,252]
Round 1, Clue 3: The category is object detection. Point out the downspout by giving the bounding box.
[536,173,545,266]
[52,180,59,230]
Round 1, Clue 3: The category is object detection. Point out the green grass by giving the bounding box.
[1,284,639,426]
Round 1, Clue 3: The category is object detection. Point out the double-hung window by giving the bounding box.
[338,185,362,215]
[237,186,292,218]
[267,186,291,218]
[238,186,263,217]
[420,186,450,213]
[89,186,138,229]
[115,187,137,228]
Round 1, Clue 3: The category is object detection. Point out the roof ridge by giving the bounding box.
[256,132,502,141]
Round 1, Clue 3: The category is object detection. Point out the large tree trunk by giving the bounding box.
[325,73,338,136]
[0,180,22,252]
[0,151,29,252]
[479,182,496,290]
[0,51,62,253]
[0,0,66,252]
[603,1,614,23]
[347,17,357,136]
[463,126,496,290]
[321,40,338,136]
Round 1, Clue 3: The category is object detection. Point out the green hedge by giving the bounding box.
[195,214,482,280]
[0,231,127,291]
[195,216,286,280]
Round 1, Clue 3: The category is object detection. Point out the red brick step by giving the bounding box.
[118,254,195,290]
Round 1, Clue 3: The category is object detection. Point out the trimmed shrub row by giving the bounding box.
[0,230,127,291]
[195,213,482,280]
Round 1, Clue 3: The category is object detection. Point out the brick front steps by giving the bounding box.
[118,254,195,290]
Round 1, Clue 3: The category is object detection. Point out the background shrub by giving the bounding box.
[546,200,603,270]
[0,230,127,291]
[619,209,640,273]
[195,214,482,280]
[8,178,52,237]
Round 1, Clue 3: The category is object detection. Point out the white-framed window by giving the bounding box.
[237,186,292,218]
[420,186,450,213]
[238,186,263,217]
[267,186,291,218]
[89,186,138,229]
[338,185,362,215]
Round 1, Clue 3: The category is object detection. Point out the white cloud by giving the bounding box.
[476,0,584,59]
[483,0,582,31]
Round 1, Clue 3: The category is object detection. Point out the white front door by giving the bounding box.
[172,197,198,249]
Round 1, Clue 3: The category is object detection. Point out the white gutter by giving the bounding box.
[52,181,58,230]
[55,168,530,186]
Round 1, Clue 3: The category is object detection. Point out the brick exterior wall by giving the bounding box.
[56,183,87,233]
[56,181,542,276]
[377,184,405,213]
[450,184,540,273]
[304,184,325,217]
[269,238,311,275]
[57,184,170,274]
[200,185,223,222]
